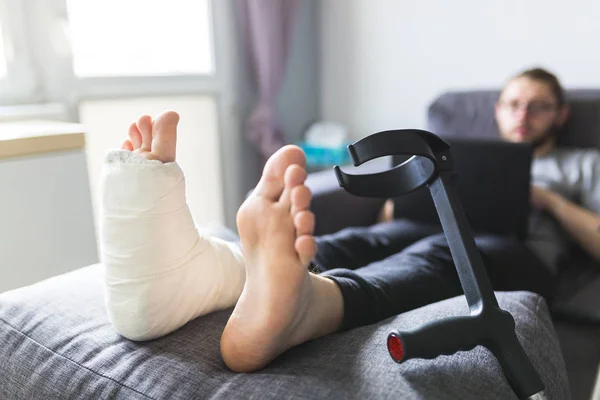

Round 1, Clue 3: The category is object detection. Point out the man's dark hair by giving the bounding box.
[512,67,566,106]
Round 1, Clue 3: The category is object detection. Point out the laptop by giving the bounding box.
[392,138,533,241]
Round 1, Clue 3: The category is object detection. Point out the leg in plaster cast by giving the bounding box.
[221,146,345,372]
[102,111,248,341]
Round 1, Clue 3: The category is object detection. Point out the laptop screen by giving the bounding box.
[393,138,533,241]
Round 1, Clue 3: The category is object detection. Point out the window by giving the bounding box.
[0,0,241,228]
[0,0,218,105]
[60,0,226,228]
[65,0,214,77]
[0,24,7,78]
[0,2,38,104]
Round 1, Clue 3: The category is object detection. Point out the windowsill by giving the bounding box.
[0,120,86,159]
[0,103,69,122]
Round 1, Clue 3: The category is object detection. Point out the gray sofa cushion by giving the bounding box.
[427,89,600,149]
[0,264,570,399]
[427,90,501,141]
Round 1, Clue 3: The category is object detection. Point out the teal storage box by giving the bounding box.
[297,141,350,167]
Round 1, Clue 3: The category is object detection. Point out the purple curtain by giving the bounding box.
[238,0,300,159]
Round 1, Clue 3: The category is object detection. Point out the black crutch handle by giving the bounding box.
[387,316,482,363]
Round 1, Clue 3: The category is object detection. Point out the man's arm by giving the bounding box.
[532,185,600,261]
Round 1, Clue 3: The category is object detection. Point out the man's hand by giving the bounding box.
[530,185,563,212]
[532,184,600,262]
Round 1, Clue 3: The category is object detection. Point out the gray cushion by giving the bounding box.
[427,89,600,149]
[0,265,569,399]
[427,90,501,141]
[552,258,600,400]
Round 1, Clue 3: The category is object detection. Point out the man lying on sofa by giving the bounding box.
[100,67,600,372]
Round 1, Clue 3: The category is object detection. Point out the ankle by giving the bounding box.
[304,274,344,340]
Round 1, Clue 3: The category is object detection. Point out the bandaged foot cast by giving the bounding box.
[101,111,248,340]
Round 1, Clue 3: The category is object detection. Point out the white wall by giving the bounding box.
[0,150,98,292]
[321,0,600,139]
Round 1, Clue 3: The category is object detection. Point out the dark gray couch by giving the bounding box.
[0,91,587,399]
[306,89,600,400]
[0,205,573,396]
[0,265,569,399]
[0,196,573,399]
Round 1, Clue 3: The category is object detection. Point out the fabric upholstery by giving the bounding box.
[0,265,569,399]
[427,89,600,149]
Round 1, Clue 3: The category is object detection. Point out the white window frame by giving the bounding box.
[0,0,244,228]
[0,0,227,113]
[0,0,41,105]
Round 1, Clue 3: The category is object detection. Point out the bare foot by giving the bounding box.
[121,110,179,162]
[220,145,344,372]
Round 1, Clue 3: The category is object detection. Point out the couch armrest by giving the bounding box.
[305,161,388,236]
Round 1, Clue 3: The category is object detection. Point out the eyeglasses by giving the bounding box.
[499,101,558,116]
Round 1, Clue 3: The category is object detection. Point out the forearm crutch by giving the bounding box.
[334,129,547,400]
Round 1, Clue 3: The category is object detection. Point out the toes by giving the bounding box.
[121,139,134,151]
[294,211,315,236]
[153,110,180,128]
[151,110,179,163]
[279,165,307,208]
[295,235,317,266]
[136,115,153,152]
[253,145,306,201]
[291,185,312,215]
[128,122,143,149]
